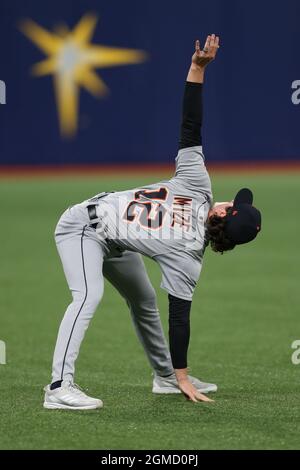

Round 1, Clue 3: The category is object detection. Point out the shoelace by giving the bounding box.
[66,382,88,397]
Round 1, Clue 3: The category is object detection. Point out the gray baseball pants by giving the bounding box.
[51,208,173,382]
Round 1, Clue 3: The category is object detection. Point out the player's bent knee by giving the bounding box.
[71,284,103,311]
[85,285,104,310]
[129,286,158,313]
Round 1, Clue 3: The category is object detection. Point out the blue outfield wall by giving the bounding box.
[0,0,299,165]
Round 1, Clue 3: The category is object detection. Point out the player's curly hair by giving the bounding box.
[206,207,236,254]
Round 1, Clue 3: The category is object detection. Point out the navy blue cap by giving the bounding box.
[224,188,261,245]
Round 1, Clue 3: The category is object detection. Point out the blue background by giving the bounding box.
[0,0,299,165]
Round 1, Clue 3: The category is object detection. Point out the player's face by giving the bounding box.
[208,201,233,218]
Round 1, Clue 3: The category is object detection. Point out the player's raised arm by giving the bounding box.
[179,35,219,150]
[168,35,219,403]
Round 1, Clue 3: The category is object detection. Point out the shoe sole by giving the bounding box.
[43,401,103,410]
[152,385,217,394]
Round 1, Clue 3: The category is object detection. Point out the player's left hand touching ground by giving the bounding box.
[178,378,214,403]
[192,33,220,69]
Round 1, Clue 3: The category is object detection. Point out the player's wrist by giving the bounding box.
[174,368,189,383]
[190,62,206,72]
[178,378,190,384]
[187,64,205,83]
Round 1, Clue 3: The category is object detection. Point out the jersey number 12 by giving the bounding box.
[123,187,168,230]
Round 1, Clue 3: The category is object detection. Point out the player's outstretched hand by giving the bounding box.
[178,379,214,403]
[192,34,220,69]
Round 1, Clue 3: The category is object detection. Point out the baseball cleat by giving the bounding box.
[152,373,217,394]
[43,380,103,410]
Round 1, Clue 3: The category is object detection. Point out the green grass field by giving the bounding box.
[0,171,299,450]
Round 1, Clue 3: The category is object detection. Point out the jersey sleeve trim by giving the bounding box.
[176,145,204,161]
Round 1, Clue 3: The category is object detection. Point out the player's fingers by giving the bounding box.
[209,33,218,55]
[211,35,220,57]
[189,394,199,403]
[203,35,210,53]
[208,34,220,58]
[183,391,198,403]
[195,392,214,403]
[195,39,200,54]
[210,33,216,48]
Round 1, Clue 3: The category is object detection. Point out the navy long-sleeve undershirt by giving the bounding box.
[168,81,203,370]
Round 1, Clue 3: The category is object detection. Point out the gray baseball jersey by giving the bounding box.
[78,146,213,301]
[51,145,212,382]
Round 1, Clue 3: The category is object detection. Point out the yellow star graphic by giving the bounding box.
[20,13,147,137]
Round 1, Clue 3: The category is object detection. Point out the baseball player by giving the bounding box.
[44,34,261,410]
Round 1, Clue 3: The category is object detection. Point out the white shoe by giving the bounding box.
[43,380,103,410]
[152,373,217,394]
